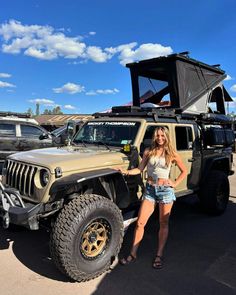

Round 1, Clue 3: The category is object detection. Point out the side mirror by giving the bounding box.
[66,122,74,139]
[39,133,49,140]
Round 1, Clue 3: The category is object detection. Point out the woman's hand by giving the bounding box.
[164,179,176,188]
[114,167,128,175]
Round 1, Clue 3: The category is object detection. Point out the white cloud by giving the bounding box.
[230,85,236,92]
[28,98,55,105]
[85,90,97,96]
[0,20,86,60]
[86,46,112,63]
[53,82,85,94]
[96,88,119,94]
[225,75,233,81]
[68,60,87,65]
[0,80,15,88]
[113,43,173,65]
[64,104,76,110]
[86,88,119,95]
[0,72,11,78]
[0,20,173,65]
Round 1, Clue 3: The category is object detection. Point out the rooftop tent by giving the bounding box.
[175,57,226,109]
[223,86,234,102]
[126,53,229,114]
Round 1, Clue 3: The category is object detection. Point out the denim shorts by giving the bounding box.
[142,183,176,204]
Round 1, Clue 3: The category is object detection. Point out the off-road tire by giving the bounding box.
[50,194,124,282]
[199,170,229,215]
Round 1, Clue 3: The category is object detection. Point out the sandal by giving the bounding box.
[119,254,136,266]
[152,255,163,269]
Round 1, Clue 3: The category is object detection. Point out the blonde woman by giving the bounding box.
[119,127,187,269]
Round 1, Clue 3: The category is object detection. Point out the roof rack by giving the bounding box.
[94,106,185,122]
[0,111,31,118]
[93,105,233,125]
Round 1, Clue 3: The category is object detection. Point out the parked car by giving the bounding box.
[0,112,53,173]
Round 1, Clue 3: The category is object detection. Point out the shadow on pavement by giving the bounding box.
[92,195,236,295]
[0,223,69,282]
[0,195,236,292]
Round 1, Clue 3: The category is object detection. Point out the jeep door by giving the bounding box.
[172,124,201,192]
[139,123,201,192]
[139,124,175,184]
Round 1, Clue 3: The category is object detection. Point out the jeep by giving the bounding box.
[0,52,234,282]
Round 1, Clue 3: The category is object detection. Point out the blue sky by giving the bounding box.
[0,0,236,114]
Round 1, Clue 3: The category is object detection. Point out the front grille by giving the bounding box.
[5,160,38,197]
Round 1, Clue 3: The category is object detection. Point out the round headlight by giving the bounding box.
[40,169,50,187]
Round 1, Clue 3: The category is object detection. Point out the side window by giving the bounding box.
[143,125,157,145]
[0,123,16,136]
[140,125,167,155]
[21,125,44,137]
[175,126,193,150]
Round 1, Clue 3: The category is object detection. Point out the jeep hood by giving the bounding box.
[8,146,126,173]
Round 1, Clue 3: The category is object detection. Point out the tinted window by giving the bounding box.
[140,125,168,155]
[175,126,193,150]
[138,76,171,107]
[0,123,15,136]
[143,125,156,142]
[21,125,44,137]
[143,125,168,142]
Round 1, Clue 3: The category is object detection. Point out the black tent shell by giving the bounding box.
[126,53,232,115]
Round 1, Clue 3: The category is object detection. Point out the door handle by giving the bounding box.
[188,158,195,162]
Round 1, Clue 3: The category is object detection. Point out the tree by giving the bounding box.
[43,109,52,115]
[26,108,34,117]
[36,103,40,116]
[52,106,63,114]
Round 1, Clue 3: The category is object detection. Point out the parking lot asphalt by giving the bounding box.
[0,156,236,295]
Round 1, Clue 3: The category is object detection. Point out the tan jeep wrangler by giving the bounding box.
[0,52,234,282]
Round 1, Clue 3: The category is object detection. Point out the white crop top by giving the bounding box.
[147,156,171,180]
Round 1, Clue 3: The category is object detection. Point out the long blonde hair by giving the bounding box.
[148,126,176,166]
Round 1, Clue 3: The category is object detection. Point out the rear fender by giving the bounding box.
[201,157,230,184]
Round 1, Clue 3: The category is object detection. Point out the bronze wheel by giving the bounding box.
[80,218,111,259]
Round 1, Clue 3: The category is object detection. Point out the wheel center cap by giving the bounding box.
[88,232,97,243]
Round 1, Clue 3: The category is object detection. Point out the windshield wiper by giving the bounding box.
[95,140,111,151]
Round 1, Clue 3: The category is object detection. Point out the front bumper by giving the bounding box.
[0,182,43,230]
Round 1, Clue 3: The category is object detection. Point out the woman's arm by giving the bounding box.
[119,148,149,176]
[168,153,187,188]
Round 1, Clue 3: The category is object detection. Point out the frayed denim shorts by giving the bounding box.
[143,183,176,204]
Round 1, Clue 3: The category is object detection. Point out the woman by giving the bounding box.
[119,126,187,269]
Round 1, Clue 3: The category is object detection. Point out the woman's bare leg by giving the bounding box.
[130,199,155,257]
[156,202,173,258]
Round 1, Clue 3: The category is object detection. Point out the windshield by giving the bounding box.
[73,121,140,147]
[51,125,66,137]
[139,76,171,107]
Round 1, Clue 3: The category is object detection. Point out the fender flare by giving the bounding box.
[201,156,230,183]
[49,168,130,208]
